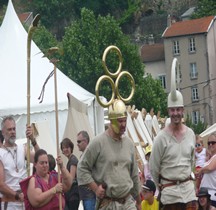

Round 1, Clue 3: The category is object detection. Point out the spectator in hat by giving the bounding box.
[197,187,211,210]
[144,145,153,181]
[141,179,159,210]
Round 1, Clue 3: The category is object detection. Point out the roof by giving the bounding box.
[163,16,215,38]
[18,12,32,23]
[181,7,195,19]
[141,43,165,62]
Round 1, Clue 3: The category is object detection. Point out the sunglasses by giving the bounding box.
[195,143,201,147]
[77,139,86,144]
[207,141,216,146]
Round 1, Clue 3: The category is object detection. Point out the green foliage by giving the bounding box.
[32,25,59,55]
[60,8,167,115]
[133,74,167,115]
[185,114,207,134]
[192,0,216,19]
[29,0,76,38]
[0,4,6,25]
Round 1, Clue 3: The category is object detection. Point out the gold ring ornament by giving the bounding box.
[95,45,135,111]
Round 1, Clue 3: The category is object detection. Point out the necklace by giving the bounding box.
[3,145,19,173]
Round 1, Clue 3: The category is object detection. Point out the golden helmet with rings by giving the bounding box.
[167,58,184,108]
[144,144,152,156]
[95,45,135,134]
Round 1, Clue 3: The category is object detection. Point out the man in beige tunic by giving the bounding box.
[77,99,141,210]
[149,58,197,210]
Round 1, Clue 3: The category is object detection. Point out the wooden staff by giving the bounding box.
[27,14,40,176]
[49,47,62,210]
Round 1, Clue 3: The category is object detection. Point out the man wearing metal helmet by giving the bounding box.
[77,99,141,210]
[149,58,197,210]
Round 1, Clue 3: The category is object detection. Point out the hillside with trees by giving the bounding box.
[2,0,214,118]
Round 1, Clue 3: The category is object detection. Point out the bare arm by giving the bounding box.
[201,156,216,173]
[0,160,23,201]
[56,155,72,192]
[27,177,62,208]
[25,125,40,163]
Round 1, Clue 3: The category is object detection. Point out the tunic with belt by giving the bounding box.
[0,144,26,210]
[77,132,140,199]
[149,127,197,205]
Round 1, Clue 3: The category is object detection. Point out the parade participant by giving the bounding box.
[198,133,216,209]
[197,187,211,210]
[141,179,158,210]
[0,116,39,210]
[61,138,80,210]
[20,149,72,210]
[77,130,96,210]
[77,99,141,210]
[48,154,56,172]
[149,58,197,210]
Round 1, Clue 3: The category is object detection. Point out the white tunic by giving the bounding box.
[0,144,27,210]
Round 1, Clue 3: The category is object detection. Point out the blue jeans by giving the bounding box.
[83,198,96,210]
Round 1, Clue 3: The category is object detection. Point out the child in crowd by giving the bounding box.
[195,135,206,195]
[141,179,159,210]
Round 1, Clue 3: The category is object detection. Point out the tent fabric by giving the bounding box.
[200,123,216,137]
[0,0,104,140]
[63,93,95,158]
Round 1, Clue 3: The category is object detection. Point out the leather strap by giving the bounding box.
[159,175,192,190]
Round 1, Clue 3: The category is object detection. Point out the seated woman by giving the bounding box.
[20,149,72,210]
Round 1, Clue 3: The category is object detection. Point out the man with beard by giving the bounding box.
[77,99,141,210]
[149,58,197,210]
[0,116,39,210]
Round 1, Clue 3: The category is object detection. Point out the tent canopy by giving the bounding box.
[0,0,104,139]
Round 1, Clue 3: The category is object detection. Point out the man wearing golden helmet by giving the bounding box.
[149,58,197,210]
[77,99,141,210]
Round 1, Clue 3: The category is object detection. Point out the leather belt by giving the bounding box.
[159,175,193,190]
[99,194,130,208]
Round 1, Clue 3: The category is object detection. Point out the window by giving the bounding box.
[158,75,166,89]
[191,86,199,102]
[190,63,198,79]
[192,111,199,125]
[173,40,180,55]
[189,37,196,52]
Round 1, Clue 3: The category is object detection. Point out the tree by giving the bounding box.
[185,114,207,134]
[29,0,76,39]
[60,8,167,115]
[32,25,59,55]
[192,0,216,19]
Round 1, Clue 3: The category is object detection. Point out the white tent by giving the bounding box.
[0,0,104,141]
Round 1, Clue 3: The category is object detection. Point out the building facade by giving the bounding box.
[142,16,216,126]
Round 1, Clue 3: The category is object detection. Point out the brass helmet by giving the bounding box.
[168,58,184,108]
[108,99,127,120]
